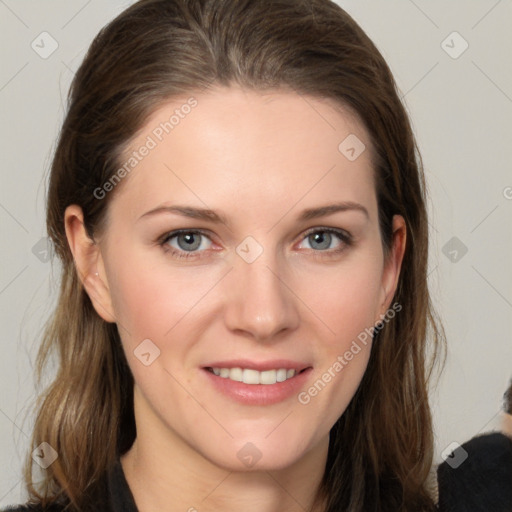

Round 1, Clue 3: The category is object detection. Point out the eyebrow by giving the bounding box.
[299,202,369,221]
[138,201,369,224]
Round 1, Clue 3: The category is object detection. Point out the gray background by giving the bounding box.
[1,0,511,506]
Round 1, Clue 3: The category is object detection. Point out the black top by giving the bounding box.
[437,431,512,512]
[4,432,512,512]
[1,459,138,512]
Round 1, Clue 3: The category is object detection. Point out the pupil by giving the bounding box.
[311,232,331,250]
[178,233,200,251]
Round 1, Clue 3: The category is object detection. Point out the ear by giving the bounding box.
[64,205,116,323]
[376,214,407,322]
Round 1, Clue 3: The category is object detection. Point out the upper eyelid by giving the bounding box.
[296,227,352,249]
[301,226,351,239]
[160,228,212,242]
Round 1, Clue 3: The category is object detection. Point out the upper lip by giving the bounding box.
[203,359,312,372]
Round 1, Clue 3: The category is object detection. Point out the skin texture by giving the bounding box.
[65,86,407,512]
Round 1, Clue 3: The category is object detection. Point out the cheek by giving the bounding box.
[105,259,216,400]
[105,249,227,353]
[301,253,383,343]
[295,252,383,420]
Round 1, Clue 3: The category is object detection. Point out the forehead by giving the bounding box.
[108,86,377,223]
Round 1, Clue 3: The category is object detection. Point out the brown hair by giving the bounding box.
[26,1,445,510]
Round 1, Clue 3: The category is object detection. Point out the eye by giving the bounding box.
[158,227,353,261]
[160,229,213,258]
[297,228,352,253]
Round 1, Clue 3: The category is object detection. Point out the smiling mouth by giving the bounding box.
[204,367,309,385]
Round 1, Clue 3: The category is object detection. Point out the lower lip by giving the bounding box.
[201,368,313,405]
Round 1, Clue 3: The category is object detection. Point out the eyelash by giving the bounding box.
[158,227,353,261]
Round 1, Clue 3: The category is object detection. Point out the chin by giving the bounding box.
[195,428,321,473]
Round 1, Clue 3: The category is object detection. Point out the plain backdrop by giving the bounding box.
[1,0,511,506]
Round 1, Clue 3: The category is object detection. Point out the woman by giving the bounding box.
[4,0,446,510]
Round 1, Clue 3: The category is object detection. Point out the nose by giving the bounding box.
[223,251,300,341]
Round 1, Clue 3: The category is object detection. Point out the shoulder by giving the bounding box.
[3,457,136,512]
[437,432,512,511]
[438,431,512,475]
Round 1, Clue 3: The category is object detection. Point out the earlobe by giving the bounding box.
[377,215,407,321]
[64,205,116,323]
[82,272,117,323]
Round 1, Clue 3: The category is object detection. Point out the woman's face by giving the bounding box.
[73,86,405,471]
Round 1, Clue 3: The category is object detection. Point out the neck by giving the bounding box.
[121,391,329,512]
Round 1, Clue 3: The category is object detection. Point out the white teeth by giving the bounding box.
[230,367,243,382]
[210,367,299,385]
[243,369,260,384]
[260,370,277,385]
[276,368,287,382]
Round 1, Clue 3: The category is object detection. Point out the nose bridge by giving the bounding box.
[224,240,299,340]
